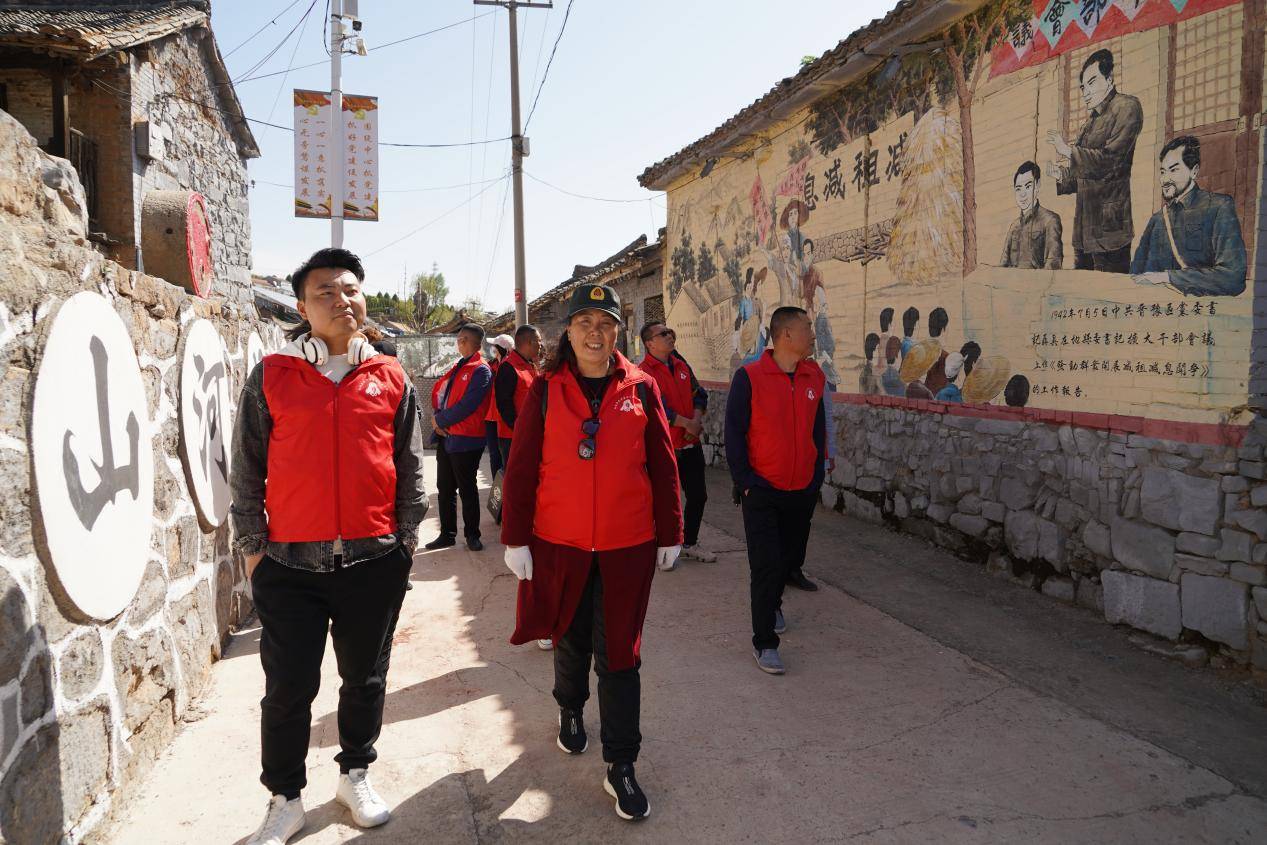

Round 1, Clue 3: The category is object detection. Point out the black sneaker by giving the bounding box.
[424,535,456,550]
[786,570,818,591]
[556,709,587,754]
[466,537,484,551]
[603,763,649,820]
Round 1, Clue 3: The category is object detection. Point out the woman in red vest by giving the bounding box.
[500,283,682,821]
[484,334,513,480]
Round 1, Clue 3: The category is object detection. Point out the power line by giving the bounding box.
[231,12,497,85]
[363,174,510,258]
[525,171,664,205]
[251,176,506,193]
[223,0,306,58]
[234,0,320,83]
[522,0,573,131]
[482,168,514,304]
[259,0,316,139]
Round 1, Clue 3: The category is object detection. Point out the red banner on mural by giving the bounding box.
[774,158,810,198]
[990,0,1241,78]
[751,173,771,245]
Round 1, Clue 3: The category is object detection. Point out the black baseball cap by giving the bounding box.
[567,283,622,321]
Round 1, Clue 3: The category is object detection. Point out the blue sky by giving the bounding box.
[210,0,895,310]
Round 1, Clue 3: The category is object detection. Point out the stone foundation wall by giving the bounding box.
[699,387,1267,676]
[0,110,262,842]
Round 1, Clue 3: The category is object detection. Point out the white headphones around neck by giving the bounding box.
[299,333,376,366]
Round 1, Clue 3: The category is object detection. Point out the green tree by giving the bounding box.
[411,264,451,330]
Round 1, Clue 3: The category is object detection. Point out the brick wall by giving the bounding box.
[0,70,51,146]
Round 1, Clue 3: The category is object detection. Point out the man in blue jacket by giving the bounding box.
[427,323,493,551]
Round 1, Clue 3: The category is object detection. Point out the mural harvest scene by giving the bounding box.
[661,0,1260,425]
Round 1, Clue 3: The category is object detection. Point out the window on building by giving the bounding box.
[1174,4,1242,130]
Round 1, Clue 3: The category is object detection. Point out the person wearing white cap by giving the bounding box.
[934,352,966,403]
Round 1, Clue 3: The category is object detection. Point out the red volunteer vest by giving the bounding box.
[261,353,405,542]
[744,351,826,491]
[485,358,502,424]
[533,354,657,551]
[639,352,696,450]
[496,350,539,439]
[431,352,492,438]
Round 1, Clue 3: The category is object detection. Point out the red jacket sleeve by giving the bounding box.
[499,377,547,547]
[641,378,684,546]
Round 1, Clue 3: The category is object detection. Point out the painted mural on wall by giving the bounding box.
[30,292,154,621]
[663,0,1258,424]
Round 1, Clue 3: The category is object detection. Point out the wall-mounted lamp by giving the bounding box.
[700,157,718,178]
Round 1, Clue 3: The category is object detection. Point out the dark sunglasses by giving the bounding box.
[653,329,675,339]
[578,396,602,459]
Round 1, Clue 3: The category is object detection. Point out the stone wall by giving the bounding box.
[0,109,262,842]
[131,28,252,305]
[698,386,1267,676]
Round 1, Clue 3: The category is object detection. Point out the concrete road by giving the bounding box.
[103,454,1267,844]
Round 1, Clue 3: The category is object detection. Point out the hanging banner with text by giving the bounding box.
[293,90,379,221]
[990,0,1240,78]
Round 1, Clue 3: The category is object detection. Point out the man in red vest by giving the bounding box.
[638,320,715,565]
[230,248,426,844]
[427,323,493,551]
[726,306,828,675]
[493,323,542,468]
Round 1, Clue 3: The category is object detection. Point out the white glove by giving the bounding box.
[656,545,682,571]
[505,545,533,580]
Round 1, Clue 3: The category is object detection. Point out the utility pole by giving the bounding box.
[474,0,551,326]
[330,0,345,248]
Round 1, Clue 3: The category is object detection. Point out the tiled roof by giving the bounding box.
[637,0,986,190]
[0,2,259,158]
[0,2,208,60]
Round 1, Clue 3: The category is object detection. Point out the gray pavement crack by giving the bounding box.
[457,768,484,845]
[847,684,1009,753]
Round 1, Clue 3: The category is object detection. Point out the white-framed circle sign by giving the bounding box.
[31,291,154,621]
[179,319,233,529]
[245,331,265,376]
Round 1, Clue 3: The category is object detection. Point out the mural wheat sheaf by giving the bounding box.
[888,107,965,285]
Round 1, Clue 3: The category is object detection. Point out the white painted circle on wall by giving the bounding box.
[31,291,154,621]
[245,331,265,376]
[180,319,233,529]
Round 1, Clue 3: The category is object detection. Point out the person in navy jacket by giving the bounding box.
[726,306,828,676]
[427,323,493,551]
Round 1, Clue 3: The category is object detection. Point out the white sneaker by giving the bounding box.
[681,544,717,563]
[336,768,391,828]
[537,638,554,651]
[246,795,305,845]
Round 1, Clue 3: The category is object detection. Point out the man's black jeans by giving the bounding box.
[677,444,708,547]
[741,486,817,651]
[553,562,641,764]
[436,438,484,541]
[252,547,412,798]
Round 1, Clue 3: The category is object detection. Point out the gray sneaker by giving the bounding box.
[773,609,787,634]
[753,648,785,674]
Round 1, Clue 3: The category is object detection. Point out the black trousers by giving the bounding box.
[1074,245,1131,273]
[741,486,817,651]
[677,445,708,547]
[485,421,504,478]
[552,562,641,764]
[499,437,513,469]
[252,547,412,797]
[436,439,484,541]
